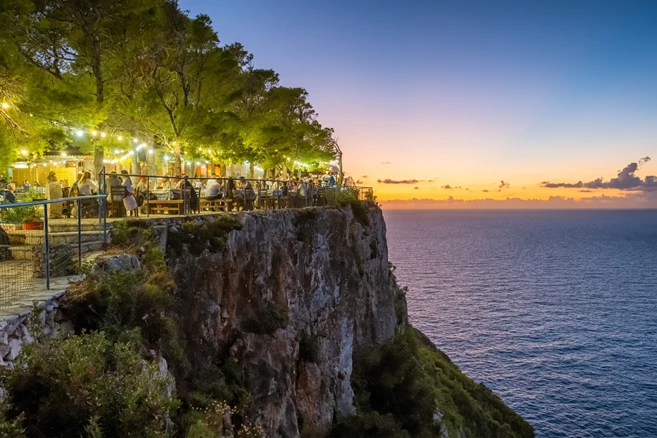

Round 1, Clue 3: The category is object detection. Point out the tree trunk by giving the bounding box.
[249,162,254,179]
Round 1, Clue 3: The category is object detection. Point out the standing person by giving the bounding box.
[120,170,137,216]
[2,183,17,203]
[299,179,309,207]
[281,181,289,196]
[23,180,31,190]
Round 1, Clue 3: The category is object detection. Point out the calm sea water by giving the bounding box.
[384,210,657,438]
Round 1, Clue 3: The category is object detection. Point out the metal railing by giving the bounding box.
[0,195,107,308]
[98,170,368,217]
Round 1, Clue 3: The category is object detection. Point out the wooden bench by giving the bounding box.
[142,199,184,215]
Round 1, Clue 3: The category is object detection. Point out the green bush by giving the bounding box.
[331,411,410,438]
[338,327,535,438]
[167,215,242,256]
[0,331,177,437]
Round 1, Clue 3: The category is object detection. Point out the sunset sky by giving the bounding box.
[179,0,657,208]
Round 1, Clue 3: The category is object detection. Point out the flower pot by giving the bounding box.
[22,222,44,231]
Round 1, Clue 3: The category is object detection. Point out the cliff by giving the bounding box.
[0,204,533,437]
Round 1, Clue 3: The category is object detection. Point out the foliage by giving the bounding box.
[0,330,176,437]
[0,0,338,176]
[338,327,535,438]
[331,411,411,438]
[167,215,242,256]
[0,204,43,224]
[109,219,152,246]
[242,306,289,335]
[336,190,370,227]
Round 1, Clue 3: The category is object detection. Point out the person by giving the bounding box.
[2,183,17,203]
[243,179,256,210]
[33,180,41,188]
[47,171,58,183]
[328,171,336,185]
[225,177,235,199]
[108,171,122,189]
[76,171,98,195]
[22,180,31,190]
[206,178,223,201]
[299,180,309,206]
[120,170,137,216]
[72,172,83,187]
[135,176,149,194]
[281,181,289,196]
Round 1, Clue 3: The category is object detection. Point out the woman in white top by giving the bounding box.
[76,171,98,195]
[121,170,137,216]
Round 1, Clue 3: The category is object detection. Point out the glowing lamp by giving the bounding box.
[1,102,9,109]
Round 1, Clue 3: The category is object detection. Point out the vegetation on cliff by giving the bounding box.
[0,210,533,437]
[333,327,534,438]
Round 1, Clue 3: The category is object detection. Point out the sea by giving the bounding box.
[384,209,657,438]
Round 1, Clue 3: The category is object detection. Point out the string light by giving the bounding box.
[75,130,84,137]
[91,131,98,137]
[1,102,9,109]
[100,132,107,138]
[117,135,123,141]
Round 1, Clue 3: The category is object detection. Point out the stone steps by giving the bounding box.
[24,231,106,246]
[48,221,109,233]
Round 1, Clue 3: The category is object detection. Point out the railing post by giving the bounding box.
[44,203,50,290]
[146,175,151,218]
[77,200,82,268]
[102,197,107,244]
[184,175,189,215]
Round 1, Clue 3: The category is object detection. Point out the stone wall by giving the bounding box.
[0,292,66,367]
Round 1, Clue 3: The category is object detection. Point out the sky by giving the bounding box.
[179,0,657,208]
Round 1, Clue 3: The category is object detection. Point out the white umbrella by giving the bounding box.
[330,165,340,173]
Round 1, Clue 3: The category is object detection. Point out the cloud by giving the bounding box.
[499,180,510,191]
[442,184,452,189]
[380,191,657,210]
[356,179,363,184]
[542,158,656,191]
[381,161,391,165]
[414,186,419,190]
[482,189,489,193]
[579,189,593,193]
[361,175,368,179]
[378,178,421,184]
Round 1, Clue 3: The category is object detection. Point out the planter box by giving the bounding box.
[23,222,44,231]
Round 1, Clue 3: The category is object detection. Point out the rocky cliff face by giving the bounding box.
[160,205,407,435]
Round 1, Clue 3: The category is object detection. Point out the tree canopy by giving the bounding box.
[0,0,338,176]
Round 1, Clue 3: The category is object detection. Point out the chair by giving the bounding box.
[110,186,126,218]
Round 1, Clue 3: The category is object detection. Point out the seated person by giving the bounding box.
[205,179,223,200]
[76,171,98,195]
[2,183,17,203]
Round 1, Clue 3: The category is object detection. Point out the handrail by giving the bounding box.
[0,194,107,210]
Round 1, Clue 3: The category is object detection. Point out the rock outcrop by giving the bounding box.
[159,205,406,435]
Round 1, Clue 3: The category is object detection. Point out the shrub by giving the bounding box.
[339,327,535,438]
[242,306,289,335]
[0,331,177,437]
[331,411,410,438]
[167,215,242,256]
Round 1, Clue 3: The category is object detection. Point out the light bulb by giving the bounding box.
[100,132,106,138]
[1,102,9,109]
[91,131,98,136]
[75,130,84,137]
[117,135,123,141]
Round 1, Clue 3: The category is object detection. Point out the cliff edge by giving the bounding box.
[0,203,534,437]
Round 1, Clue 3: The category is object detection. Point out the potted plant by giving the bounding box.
[20,206,44,230]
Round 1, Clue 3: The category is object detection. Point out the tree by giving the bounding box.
[117,4,244,175]
[0,0,162,174]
